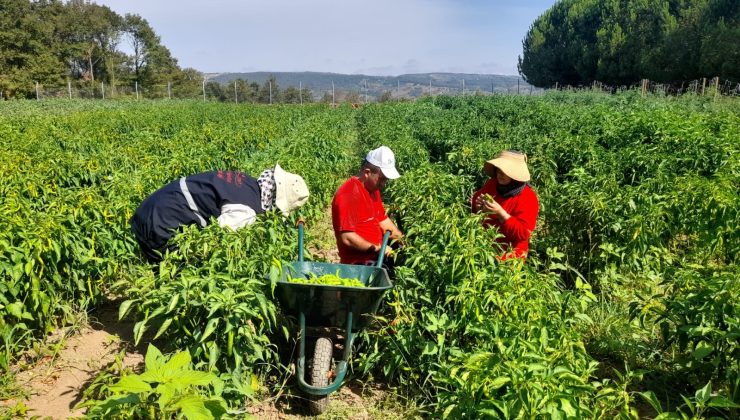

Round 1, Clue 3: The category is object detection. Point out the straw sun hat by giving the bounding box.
[274,163,310,215]
[483,150,531,182]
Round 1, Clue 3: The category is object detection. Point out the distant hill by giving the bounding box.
[208,72,537,100]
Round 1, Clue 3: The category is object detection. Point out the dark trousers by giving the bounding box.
[135,236,166,264]
[362,257,397,280]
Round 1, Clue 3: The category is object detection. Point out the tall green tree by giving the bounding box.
[204,80,226,101]
[171,67,204,99]
[123,13,179,88]
[124,14,156,83]
[63,0,123,84]
[0,0,67,97]
[0,0,186,97]
[519,0,740,87]
[281,86,313,103]
[258,75,280,104]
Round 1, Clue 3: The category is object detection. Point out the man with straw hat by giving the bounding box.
[130,164,309,263]
[471,150,539,261]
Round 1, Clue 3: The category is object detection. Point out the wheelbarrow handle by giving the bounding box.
[297,220,305,263]
[375,230,392,268]
[297,222,389,267]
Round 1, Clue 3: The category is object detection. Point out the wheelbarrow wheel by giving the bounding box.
[307,337,333,415]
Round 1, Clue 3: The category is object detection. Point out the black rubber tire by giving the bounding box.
[307,337,332,415]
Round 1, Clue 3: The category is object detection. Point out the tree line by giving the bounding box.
[0,1,390,103]
[518,0,740,87]
[205,76,318,104]
[0,0,203,98]
[205,76,399,104]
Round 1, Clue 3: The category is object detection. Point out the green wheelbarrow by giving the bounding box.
[274,221,393,414]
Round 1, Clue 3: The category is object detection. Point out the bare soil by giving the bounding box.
[3,312,403,419]
[247,382,404,419]
[2,305,144,419]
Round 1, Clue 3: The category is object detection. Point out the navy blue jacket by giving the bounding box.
[130,171,263,251]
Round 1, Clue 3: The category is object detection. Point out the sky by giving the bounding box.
[95,0,557,76]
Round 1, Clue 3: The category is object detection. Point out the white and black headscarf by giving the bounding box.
[257,169,276,211]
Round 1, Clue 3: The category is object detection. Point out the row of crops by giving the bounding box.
[1,93,738,418]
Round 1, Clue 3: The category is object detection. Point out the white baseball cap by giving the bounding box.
[365,146,400,179]
[274,163,310,215]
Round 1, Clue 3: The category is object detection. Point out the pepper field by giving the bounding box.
[1,92,738,418]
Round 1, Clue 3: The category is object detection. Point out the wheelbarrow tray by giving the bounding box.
[275,261,392,330]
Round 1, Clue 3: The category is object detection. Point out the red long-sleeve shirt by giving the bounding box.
[471,179,539,260]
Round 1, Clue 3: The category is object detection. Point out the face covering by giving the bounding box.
[496,180,526,197]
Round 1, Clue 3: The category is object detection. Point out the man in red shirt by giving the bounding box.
[332,146,404,265]
[471,150,539,261]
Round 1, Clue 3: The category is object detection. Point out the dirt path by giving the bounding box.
[5,312,407,420]
[3,305,144,419]
[248,382,405,419]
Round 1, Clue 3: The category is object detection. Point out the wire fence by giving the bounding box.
[11,77,547,104]
[5,76,738,103]
[552,77,740,97]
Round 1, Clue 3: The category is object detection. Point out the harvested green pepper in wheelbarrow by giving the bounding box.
[288,271,365,288]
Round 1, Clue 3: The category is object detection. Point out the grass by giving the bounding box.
[0,371,27,405]
[306,207,340,262]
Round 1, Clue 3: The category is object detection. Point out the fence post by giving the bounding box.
[36,81,39,100]
[299,81,302,104]
[68,81,72,99]
[713,76,719,101]
[332,81,335,106]
[234,81,237,104]
[701,77,706,96]
[135,81,139,100]
[202,79,206,101]
[517,78,520,95]
[462,79,465,95]
[269,81,272,105]
[168,81,172,100]
[101,82,105,99]
[429,79,431,96]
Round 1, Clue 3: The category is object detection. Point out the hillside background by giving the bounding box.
[208,72,538,100]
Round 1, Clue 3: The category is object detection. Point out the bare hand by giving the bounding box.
[372,243,394,257]
[478,195,510,221]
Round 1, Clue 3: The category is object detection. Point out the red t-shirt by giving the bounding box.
[471,179,539,260]
[332,177,388,264]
